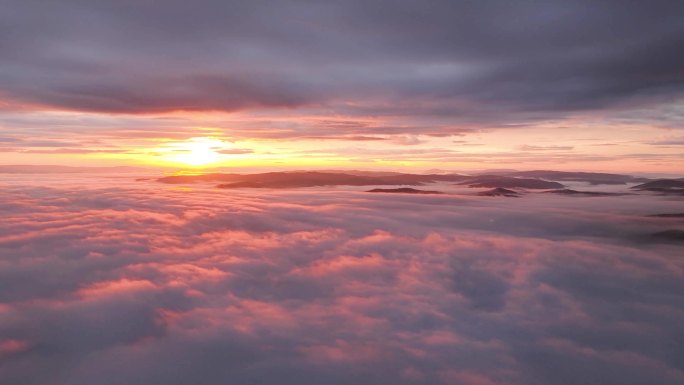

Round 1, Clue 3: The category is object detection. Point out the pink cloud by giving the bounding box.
[0,177,683,384]
[0,339,31,356]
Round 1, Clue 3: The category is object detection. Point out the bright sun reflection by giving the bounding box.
[163,137,226,166]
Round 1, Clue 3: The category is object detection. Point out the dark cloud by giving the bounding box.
[0,174,683,384]
[0,0,682,129]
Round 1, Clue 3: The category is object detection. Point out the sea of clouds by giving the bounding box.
[1,174,683,385]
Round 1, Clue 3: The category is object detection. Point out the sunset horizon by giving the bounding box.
[1,1,683,385]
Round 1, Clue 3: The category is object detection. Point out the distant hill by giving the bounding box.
[366,188,444,194]
[160,171,469,188]
[459,175,563,189]
[154,170,676,191]
[504,170,650,185]
[544,189,625,197]
[632,179,684,190]
[631,179,684,195]
[477,188,521,197]
[215,172,391,188]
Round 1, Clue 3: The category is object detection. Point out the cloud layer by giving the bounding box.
[1,175,683,384]
[1,0,683,125]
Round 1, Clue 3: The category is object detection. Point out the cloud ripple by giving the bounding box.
[0,179,683,384]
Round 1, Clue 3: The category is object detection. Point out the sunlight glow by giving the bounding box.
[162,137,227,166]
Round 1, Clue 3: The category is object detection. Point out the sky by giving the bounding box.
[1,0,683,172]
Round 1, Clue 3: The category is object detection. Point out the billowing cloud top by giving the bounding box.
[1,0,683,121]
[1,174,683,384]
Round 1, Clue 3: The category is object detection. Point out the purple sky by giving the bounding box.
[0,1,682,171]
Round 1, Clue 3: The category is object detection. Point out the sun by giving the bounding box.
[165,137,224,166]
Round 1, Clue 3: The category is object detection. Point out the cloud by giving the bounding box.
[0,0,682,129]
[301,136,387,142]
[648,137,684,146]
[518,145,574,151]
[0,176,683,384]
[4,148,129,154]
[217,148,253,155]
